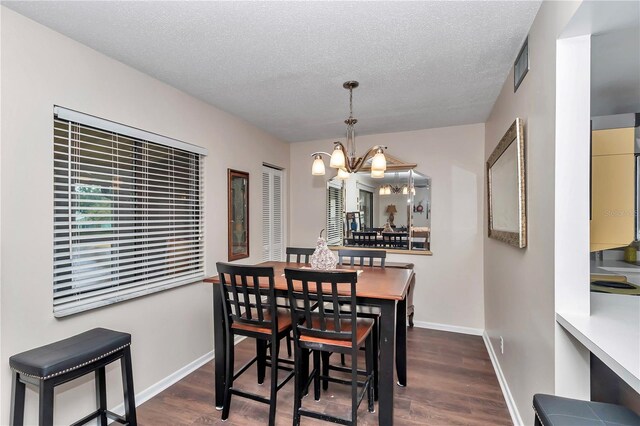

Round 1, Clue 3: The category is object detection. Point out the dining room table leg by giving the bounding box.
[213,284,226,410]
[378,299,396,425]
[396,296,407,387]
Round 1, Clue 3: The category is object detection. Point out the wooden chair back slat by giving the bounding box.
[216,262,276,330]
[284,268,358,343]
[338,249,386,268]
[286,247,315,264]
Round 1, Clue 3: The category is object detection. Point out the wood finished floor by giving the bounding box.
[137,328,512,425]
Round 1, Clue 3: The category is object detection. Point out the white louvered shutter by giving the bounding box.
[326,180,344,246]
[53,107,206,317]
[262,166,284,261]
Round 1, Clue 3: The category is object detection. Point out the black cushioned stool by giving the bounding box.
[9,328,137,426]
[533,394,640,426]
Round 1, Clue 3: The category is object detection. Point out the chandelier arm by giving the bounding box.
[348,145,388,174]
[311,151,332,157]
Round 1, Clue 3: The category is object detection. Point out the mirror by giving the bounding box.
[487,118,527,248]
[326,168,432,252]
[228,169,250,260]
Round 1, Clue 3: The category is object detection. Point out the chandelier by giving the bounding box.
[311,81,387,179]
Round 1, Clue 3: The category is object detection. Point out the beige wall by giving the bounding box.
[483,1,581,424]
[290,124,486,331]
[0,8,289,424]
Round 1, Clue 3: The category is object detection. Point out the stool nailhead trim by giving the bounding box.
[11,342,131,380]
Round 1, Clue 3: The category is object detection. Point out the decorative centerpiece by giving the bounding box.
[310,229,338,270]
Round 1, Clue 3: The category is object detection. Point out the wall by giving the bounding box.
[483,1,581,424]
[290,124,486,331]
[0,8,289,424]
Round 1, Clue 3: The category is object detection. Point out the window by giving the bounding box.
[262,165,284,261]
[326,180,344,246]
[53,107,207,317]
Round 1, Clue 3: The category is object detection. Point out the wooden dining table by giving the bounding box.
[204,261,414,425]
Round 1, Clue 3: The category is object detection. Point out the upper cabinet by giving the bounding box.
[590,127,636,252]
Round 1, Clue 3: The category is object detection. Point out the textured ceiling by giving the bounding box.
[4,1,541,142]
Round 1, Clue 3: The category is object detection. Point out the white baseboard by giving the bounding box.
[110,349,213,418]
[109,337,246,420]
[483,331,523,426]
[412,320,484,336]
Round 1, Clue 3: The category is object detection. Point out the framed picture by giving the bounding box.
[228,169,249,260]
[487,118,527,248]
[514,37,529,92]
[344,211,362,237]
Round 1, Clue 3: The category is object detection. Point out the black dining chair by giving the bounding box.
[333,249,384,392]
[216,262,295,426]
[286,247,315,264]
[284,268,375,426]
[338,248,386,267]
[282,247,315,357]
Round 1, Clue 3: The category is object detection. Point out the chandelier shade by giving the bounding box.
[310,81,387,178]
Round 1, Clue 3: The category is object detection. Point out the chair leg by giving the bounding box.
[10,371,26,426]
[96,367,108,426]
[313,351,321,401]
[366,333,375,413]
[268,337,279,426]
[321,352,330,391]
[292,345,303,426]
[341,353,346,366]
[351,347,358,426]
[373,319,379,401]
[257,339,267,385]
[222,332,235,421]
[38,380,54,426]
[121,346,138,426]
[286,334,292,357]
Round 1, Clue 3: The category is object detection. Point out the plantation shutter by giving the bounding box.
[53,106,207,317]
[262,166,284,261]
[326,180,344,246]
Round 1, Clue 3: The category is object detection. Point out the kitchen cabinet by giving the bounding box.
[590,128,636,252]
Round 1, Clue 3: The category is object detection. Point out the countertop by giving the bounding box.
[556,292,640,393]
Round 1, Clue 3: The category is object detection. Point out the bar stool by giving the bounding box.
[9,327,136,426]
[533,393,640,426]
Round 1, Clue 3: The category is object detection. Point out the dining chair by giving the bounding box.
[334,249,384,390]
[284,268,375,426]
[216,262,295,426]
[282,247,315,357]
[352,231,378,247]
[338,248,386,267]
[286,246,315,264]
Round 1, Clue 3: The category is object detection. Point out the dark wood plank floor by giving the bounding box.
[137,328,512,425]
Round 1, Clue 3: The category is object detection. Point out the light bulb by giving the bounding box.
[311,155,325,176]
[337,168,350,180]
[379,186,385,195]
[371,149,387,172]
[402,186,408,195]
[329,145,346,169]
[385,186,391,195]
[370,169,384,179]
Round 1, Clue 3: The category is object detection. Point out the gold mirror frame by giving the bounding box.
[487,118,527,248]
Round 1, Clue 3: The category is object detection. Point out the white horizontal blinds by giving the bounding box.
[326,180,344,246]
[53,116,205,317]
[262,166,284,261]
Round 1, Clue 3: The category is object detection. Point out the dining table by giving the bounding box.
[204,260,415,425]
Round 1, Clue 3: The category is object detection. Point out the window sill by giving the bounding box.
[330,246,433,256]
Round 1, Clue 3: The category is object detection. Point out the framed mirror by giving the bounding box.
[228,169,249,260]
[487,118,527,248]
[326,165,432,254]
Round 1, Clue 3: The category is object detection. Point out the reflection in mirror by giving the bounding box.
[326,169,431,252]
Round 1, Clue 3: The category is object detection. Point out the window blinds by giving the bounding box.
[53,108,205,317]
[326,181,344,246]
[262,166,284,261]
